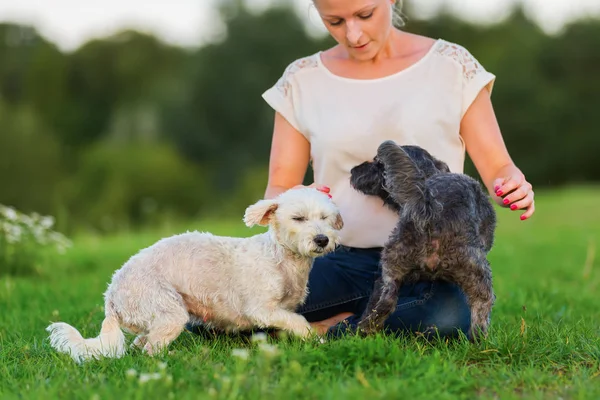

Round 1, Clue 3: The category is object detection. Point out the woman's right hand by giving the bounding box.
[293,184,332,198]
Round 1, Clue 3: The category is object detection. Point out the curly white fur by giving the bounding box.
[46,188,343,363]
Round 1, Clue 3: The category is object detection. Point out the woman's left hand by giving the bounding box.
[493,174,535,221]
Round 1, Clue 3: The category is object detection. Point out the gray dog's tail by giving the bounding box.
[377,141,441,227]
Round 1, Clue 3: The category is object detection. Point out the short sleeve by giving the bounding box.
[261,56,317,138]
[436,41,496,118]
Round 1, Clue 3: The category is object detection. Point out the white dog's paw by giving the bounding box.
[289,321,315,340]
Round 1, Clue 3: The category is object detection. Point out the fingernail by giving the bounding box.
[496,191,503,196]
[510,204,517,210]
[520,215,527,221]
[494,185,500,191]
[503,198,510,205]
[328,194,332,198]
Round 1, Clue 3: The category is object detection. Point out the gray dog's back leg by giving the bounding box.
[453,249,495,340]
[358,276,384,327]
[357,274,402,335]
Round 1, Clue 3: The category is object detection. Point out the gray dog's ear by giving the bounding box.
[333,213,344,230]
[244,199,279,227]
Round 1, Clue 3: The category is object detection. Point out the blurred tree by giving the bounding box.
[537,19,600,185]
[1,1,599,231]
[161,1,333,193]
[0,101,65,216]
[0,23,69,137]
[64,140,210,233]
[58,30,188,151]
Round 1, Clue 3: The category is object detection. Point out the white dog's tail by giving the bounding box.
[46,313,126,364]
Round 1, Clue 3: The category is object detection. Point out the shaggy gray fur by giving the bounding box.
[350,140,497,340]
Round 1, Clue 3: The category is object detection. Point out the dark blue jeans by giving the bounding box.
[299,245,472,339]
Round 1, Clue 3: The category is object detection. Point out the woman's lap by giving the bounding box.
[298,246,472,339]
[186,245,473,339]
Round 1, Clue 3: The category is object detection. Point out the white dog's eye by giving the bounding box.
[320,215,327,220]
[292,216,306,222]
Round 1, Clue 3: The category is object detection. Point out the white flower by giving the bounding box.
[40,216,54,229]
[20,214,34,228]
[1,206,17,221]
[126,369,138,378]
[231,348,249,360]
[6,224,22,244]
[32,226,46,244]
[251,332,268,343]
[0,204,73,268]
[49,231,72,253]
[139,372,162,384]
[258,343,280,357]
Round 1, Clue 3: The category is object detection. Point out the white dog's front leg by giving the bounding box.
[252,309,313,339]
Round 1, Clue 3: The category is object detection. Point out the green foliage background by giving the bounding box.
[1,1,598,234]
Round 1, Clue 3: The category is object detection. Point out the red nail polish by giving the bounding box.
[503,198,510,205]
[494,185,500,192]
[520,215,527,221]
[510,204,517,210]
[496,191,503,196]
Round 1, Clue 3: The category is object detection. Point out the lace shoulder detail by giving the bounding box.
[275,55,319,97]
[434,41,485,81]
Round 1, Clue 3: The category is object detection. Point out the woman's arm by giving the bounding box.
[460,88,536,220]
[264,112,312,199]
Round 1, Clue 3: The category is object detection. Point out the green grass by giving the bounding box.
[1,185,599,399]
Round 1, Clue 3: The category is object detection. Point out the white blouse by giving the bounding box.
[262,39,496,249]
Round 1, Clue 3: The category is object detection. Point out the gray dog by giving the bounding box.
[350,140,496,340]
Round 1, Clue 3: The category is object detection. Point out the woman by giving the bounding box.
[260,0,535,339]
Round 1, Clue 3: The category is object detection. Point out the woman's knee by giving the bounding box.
[385,280,473,339]
[433,281,472,335]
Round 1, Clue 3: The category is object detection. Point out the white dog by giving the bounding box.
[46,188,343,363]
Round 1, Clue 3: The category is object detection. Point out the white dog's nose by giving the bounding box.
[313,235,329,248]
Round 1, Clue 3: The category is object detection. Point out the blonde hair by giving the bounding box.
[311,1,406,28]
[392,1,406,28]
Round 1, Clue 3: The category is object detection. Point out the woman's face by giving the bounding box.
[313,0,395,61]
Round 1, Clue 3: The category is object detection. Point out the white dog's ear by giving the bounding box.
[333,213,344,230]
[244,199,279,227]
